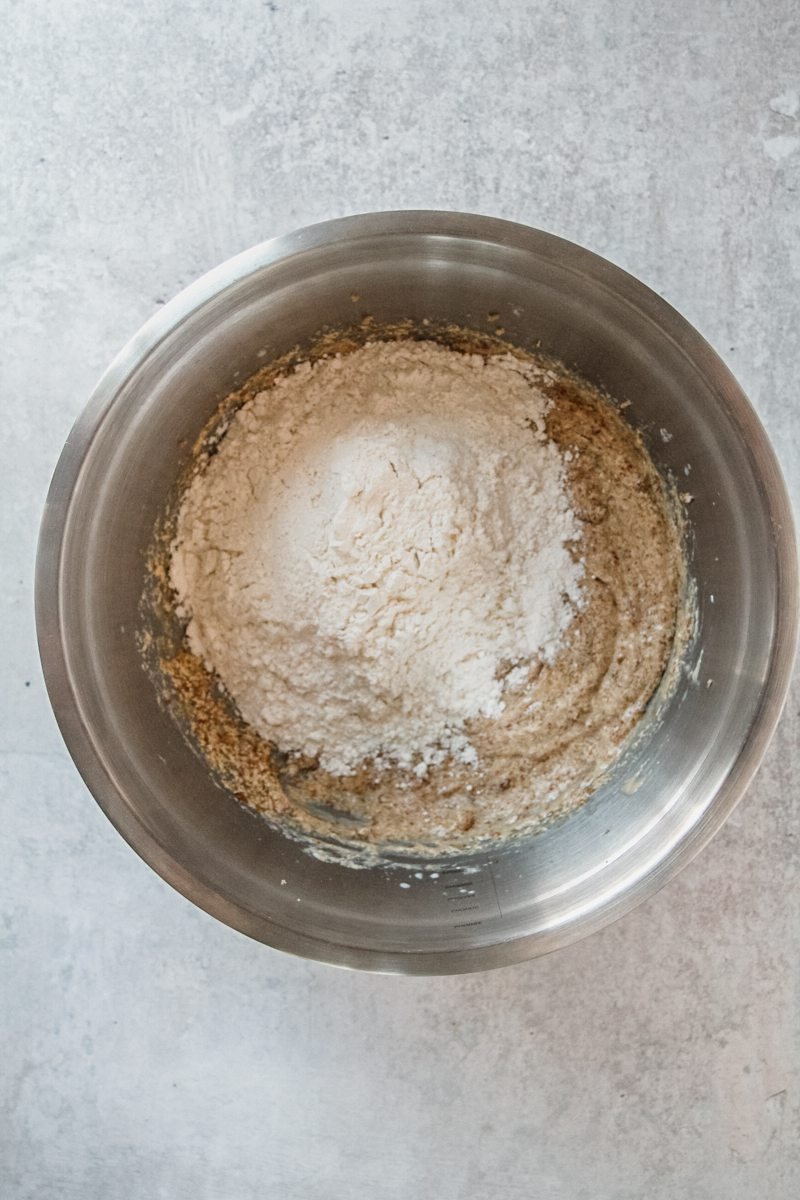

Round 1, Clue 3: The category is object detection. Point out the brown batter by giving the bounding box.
[150,329,683,858]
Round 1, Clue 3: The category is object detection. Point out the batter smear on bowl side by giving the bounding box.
[159,336,683,853]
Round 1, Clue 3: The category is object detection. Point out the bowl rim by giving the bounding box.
[35,210,799,974]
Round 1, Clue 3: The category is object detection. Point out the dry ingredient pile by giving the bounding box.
[163,336,682,853]
[170,342,583,777]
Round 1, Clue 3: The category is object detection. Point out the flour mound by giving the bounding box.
[170,341,584,775]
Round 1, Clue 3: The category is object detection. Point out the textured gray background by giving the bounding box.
[2,1,799,1197]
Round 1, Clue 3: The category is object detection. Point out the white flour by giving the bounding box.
[170,341,584,775]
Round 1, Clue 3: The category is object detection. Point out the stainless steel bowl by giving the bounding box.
[36,212,798,974]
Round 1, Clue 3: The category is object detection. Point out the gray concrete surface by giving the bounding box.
[2,1,799,1197]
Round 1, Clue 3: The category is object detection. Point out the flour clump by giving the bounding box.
[170,341,584,775]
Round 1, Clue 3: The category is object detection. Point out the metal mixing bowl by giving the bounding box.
[36,212,798,974]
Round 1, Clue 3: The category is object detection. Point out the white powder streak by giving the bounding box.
[170,341,583,775]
